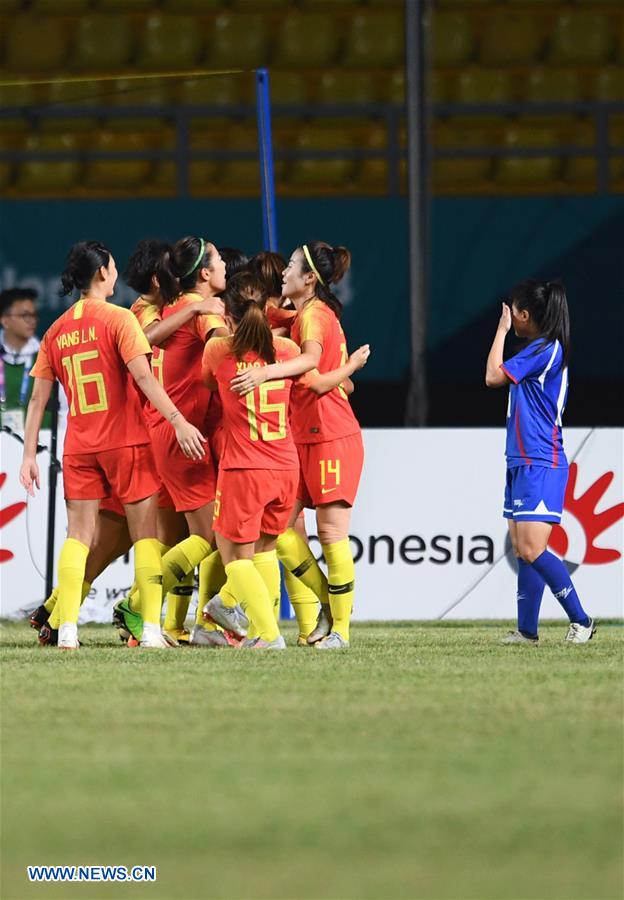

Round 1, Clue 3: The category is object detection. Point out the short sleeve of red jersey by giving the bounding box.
[131,298,161,331]
[267,305,297,332]
[299,304,328,348]
[112,308,152,364]
[195,313,227,343]
[201,336,231,388]
[30,333,55,381]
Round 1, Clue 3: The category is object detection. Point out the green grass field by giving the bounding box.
[1,620,622,900]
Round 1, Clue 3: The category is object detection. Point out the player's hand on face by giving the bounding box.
[499,303,512,334]
[173,420,207,460]
[197,297,225,317]
[349,344,370,371]
[230,367,267,396]
[19,458,40,497]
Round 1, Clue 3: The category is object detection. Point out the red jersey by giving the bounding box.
[290,299,360,444]
[202,336,300,470]
[142,292,225,429]
[31,298,151,454]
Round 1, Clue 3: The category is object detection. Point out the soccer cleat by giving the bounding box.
[500,630,539,645]
[565,618,597,644]
[315,631,349,650]
[140,631,176,649]
[235,604,249,630]
[297,636,312,647]
[306,604,332,645]
[241,635,286,650]
[29,604,50,630]
[113,599,143,643]
[205,596,247,638]
[58,623,79,650]
[190,624,239,647]
[38,623,58,646]
[163,627,191,646]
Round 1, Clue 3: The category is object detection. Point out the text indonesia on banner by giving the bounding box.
[0,429,622,622]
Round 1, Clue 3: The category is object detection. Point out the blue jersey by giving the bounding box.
[501,339,568,469]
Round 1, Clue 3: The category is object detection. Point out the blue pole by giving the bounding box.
[255,68,278,252]
[255,67,291,620]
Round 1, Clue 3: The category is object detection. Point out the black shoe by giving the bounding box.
[29,604,50,630]
[38,623,58,646]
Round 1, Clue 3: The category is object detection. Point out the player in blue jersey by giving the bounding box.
[485,278,595,645]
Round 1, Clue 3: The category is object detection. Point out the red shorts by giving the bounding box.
[63,444,160,504]
[213,468,299,544]
[158,482,175,510]
[150,419,216,513]
[296,433,364,508]
[100,494,125,517]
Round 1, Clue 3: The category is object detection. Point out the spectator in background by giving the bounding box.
[0,288,50,431]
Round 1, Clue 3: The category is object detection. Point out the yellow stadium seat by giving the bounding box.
[16,132,82,193]
[0,83,37,110]
[44,80,102,107]
[300,0,359,7]
[207,14,269,68]
[367,0,403,5]
[178,75,242,107]
[437,0,493,5]
[0,0,22,11]
[343,13,404,68]
[594,67,624,102]
[136,16,203,71]
[455,68,513,104]
[496,124,560,185]
[317,71,378,106]
[69,16,134,71]
[269,71,308,106]
[430,13,474,67]
[549,13,613,65]
[31,0,90,11]
[189,126,223,184]
[4,16,68,72]
[572,0,622,6]
[523,68,583,104]
[98,0,155,10]
[219,122,286,193]
[274,14,340,67]
[232,0,290,7]
[563,119,597,186]
[358,124,389,191]
[387,69,405,104]
[162,0,221,9]
[290,125,355,189]
[433,122,492,188]
[101,78,171,132]
[480,14,541,65]
[84,130,152,189]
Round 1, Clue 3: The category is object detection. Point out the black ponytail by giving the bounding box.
[225,289,276,365]
[171,236,213,293]
[123,238,179,305]
[509,278,570,364]
[59,240,111,297]
[300,240,351,319]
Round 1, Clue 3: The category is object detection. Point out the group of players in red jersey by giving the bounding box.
[20,236,370,650]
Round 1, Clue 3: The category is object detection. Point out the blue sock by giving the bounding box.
[517,559,545,638]
[530,550,590,627]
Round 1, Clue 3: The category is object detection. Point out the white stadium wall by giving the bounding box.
[1,428,622,623]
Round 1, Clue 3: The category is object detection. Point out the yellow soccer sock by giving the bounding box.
[224,559,278,642]
[253,550,281,623]
[43,589,58,614]
[164,572,194,632]
[322,539,355,642]
[161,536,211,597]
[277,529,328,605]
[134,538,163,626]
[284,569,319,641]
[49,579,91,630]
[56,539,90,626]
[198,550,226,608]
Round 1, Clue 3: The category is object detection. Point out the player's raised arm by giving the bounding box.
[485,303,512,388]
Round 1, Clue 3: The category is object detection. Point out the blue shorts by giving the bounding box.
[503,465,568,523]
